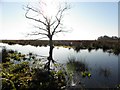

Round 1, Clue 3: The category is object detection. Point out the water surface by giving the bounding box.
[0,43,118,88]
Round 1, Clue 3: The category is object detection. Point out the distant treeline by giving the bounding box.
[97,35,120,41]
[1,35,119,46]
[1,36,119,47]
[1,39,119,49]
[1,40,98,47]
[1,35,120,55]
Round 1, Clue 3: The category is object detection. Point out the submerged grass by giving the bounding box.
[67,57,88,72]
[65,57,91,89]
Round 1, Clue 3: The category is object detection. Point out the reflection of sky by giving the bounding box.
[0,1,118,40]
[0,43,118,87]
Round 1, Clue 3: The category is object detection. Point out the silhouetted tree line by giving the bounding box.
[97,35,120,41]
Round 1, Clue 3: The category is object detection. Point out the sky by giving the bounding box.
[0,0,119,40]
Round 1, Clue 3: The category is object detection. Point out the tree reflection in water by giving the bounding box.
[99,67,111,78]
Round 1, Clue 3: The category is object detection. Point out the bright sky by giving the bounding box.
[0,0,119,40]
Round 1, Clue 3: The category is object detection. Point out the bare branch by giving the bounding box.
[26,5,52,29]
[26,5,50,25]
[50,20,56,26]
[25,6,47,26]
[51,5,69,36]
[26,5,39,13]
[37,37,48,40]
[56,8,62,18]
[50,6,62,26]
[50,3,69,27]
[52,18,60,36]
[56,4,68,20]
[25,2,70,40]
[33,25,48,32]
[54,30,68,34]
[27,31,48,36]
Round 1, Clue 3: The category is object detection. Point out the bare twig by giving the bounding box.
[25,7,47,26]
[33,25,48,32]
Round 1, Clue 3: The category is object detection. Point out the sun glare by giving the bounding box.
[41,0,58,18]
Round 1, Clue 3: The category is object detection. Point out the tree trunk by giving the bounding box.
[47,36,54,72]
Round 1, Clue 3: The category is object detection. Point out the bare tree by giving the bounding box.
[25,1,70,72]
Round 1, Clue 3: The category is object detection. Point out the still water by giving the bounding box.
[0,43,119,88]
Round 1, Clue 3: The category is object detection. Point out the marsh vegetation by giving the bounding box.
[0,40,119,89]
[2,38,120,55]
